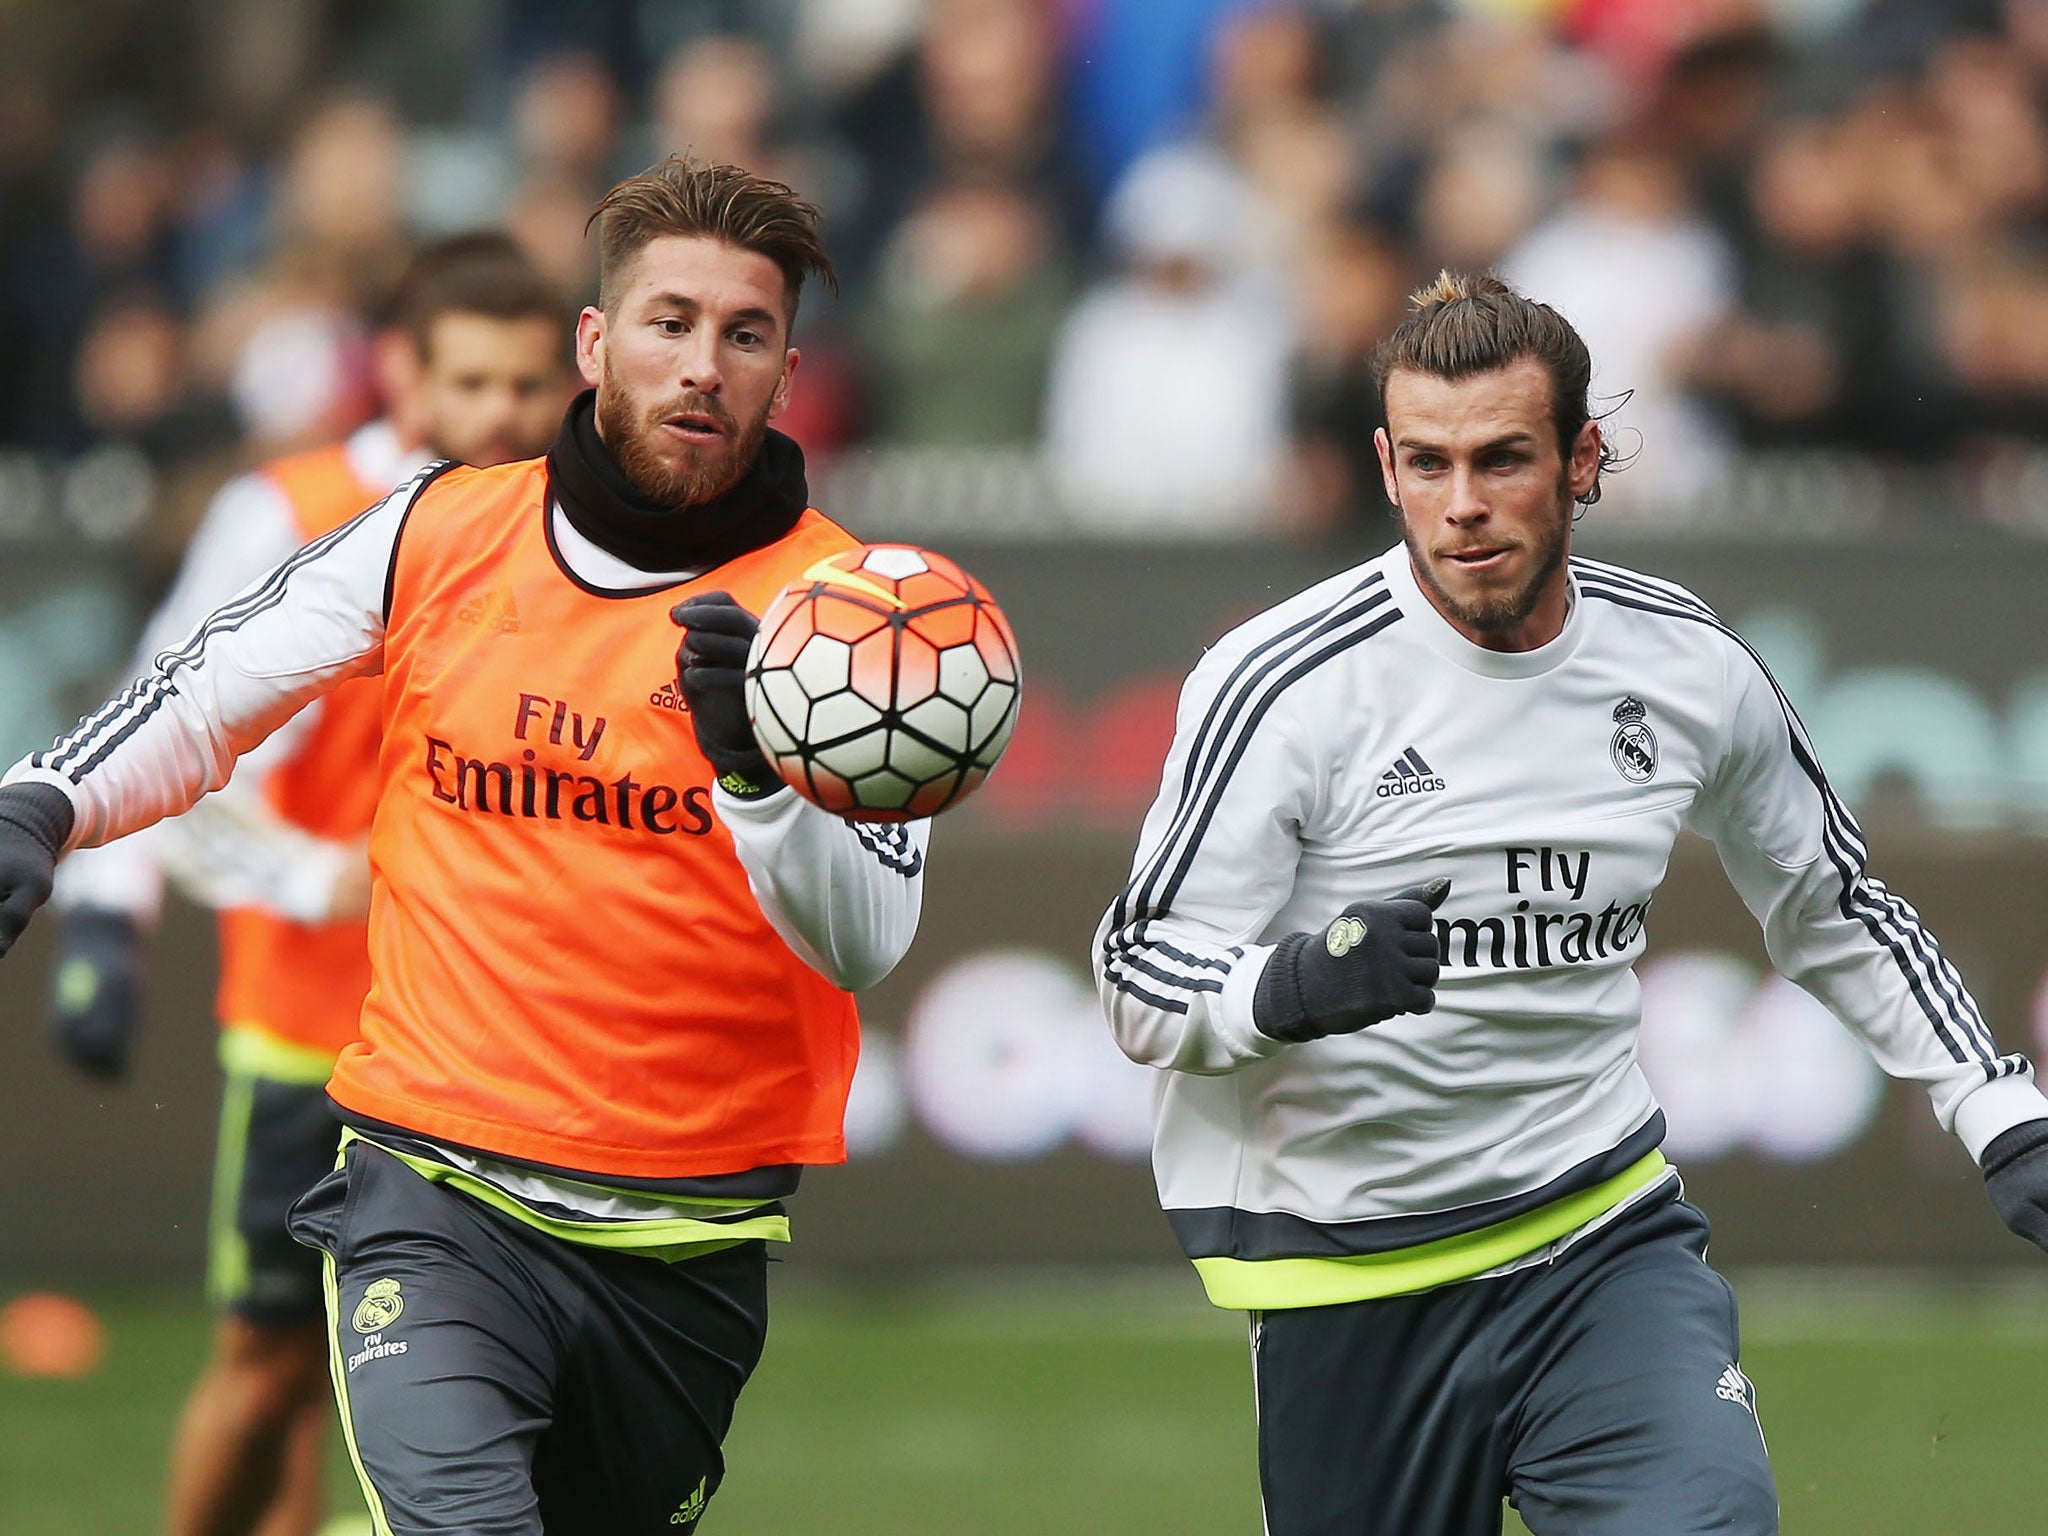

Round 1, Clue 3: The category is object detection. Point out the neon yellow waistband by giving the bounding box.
[218,1023,339,1086]
[1191,1149,1669,1311]
[347,1131,791,1263]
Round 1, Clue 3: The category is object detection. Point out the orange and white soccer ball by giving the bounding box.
[745,544,1022,821]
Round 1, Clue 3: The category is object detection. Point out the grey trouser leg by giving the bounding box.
[1252,1190,1778,1536]
[1503,1198,1776,1535]
[289,1141,767,1536]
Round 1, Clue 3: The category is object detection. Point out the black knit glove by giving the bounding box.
[1254,878,1451,1043]
[1981,1119,2048,1254]
[48,905,144,1080]
[671,592,784,800]
[0,783,73,959]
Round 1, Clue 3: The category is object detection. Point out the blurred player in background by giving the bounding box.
[41,231,571,1536]
[0,158,928,1534]
[1094,272,2048,1535]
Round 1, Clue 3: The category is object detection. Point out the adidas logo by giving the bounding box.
[1715,1364,1755,1413]
[457,589,520,633]
[669,1476,708,1525]
[647,678,690,714]
[1375,747,1445,799]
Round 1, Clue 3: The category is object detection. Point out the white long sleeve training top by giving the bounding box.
[1095,545,2046,1305]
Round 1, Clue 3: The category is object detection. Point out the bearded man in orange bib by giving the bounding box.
[0,160,929,1535]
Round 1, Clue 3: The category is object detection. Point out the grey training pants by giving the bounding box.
[288,1141,768,1536]
[1252,1190,1778,1535]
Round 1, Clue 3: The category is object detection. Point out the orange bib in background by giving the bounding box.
[213,442,385,1054]
[326,459,865,1180]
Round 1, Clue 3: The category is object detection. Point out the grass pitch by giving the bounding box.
[2,1272,2045,1534]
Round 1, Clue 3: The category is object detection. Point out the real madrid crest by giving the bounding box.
[1610,696,1658,783]
[352,1277,405,1334]
[1325,914,1368,957]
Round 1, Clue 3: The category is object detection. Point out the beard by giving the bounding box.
[1400,470,1574,636]
[595,361,770,511]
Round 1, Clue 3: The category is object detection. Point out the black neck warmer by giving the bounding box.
[544,388,808,575]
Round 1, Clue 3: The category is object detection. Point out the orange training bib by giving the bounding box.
[327,459,865,1179]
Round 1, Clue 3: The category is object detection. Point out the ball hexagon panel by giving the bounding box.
[753,668,815,747]
[906,598,978,650]
[892,628,943,707]
[918,549,978,590]
[969,677,1017,749]
[849,627,907,708]
[859,546,930,581]
[935,642,995,711]
[903,771,968,819]
[894,572,966,613]
[951,764,991,803]
[749,682,801,757]
[972,608,1020,684]
[806,689,884,745]
[884,726,960,786]
[901,694,970,749]
[850,765,920,811]
[757,605,812,670]
[802,759,857,809]
[814,727,891,780]
[807,591,892,645]
[974,700,1018,768]
[790,633,851,698]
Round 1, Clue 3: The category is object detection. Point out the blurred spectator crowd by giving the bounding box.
[5,0,2048,555]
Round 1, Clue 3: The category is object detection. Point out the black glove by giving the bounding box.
[671,592,783,799]
[0,782,73,960]
[1981,1118,2048,1253]
[47,905,144,1080]
[1254,877,1451,1043]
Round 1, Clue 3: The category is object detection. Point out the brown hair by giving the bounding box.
[586,157,837,329]
[1371,270,1616,505]
[382,232,567,360]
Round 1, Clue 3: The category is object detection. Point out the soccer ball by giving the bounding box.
[745,544,1022,821]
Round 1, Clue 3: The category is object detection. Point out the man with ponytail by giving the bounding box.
[1095,270,2048,1534]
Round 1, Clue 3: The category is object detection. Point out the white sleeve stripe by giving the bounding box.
[1578,575,2001,1073]
[150,512,363,669]
[1108,573,1387,943]
[1577,571,1991,1061]
[1151,595,1400,913]
[68,677,177,779]
[1103,592,1402,1006]
[1579,572,1994,1062]
[40,507,371,777]
[41,463,444,783]
[1580,569,1999,1062]
[35,675,154,775]
[1812,809,1991,1064]
[1101,578,1402,1009]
